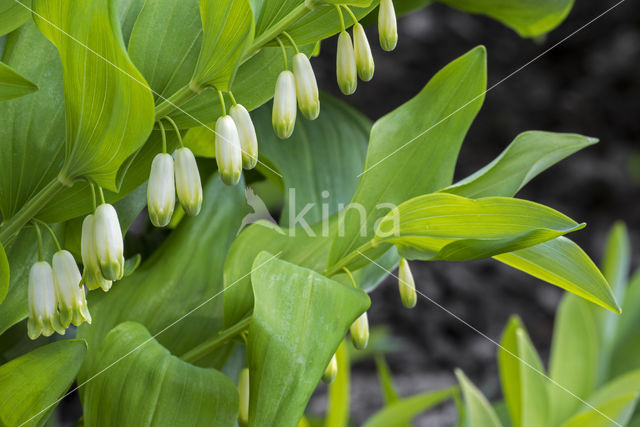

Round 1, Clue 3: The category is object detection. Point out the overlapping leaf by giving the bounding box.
[0,61,37,100]
[0,0,31,36]
[456,369,503,427]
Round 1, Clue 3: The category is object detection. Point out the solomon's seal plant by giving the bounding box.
[0,0,626,426]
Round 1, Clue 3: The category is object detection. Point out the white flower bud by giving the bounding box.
[398,257,417,309]
[322,353,338,384]
[147,153,176,227]
[350,311,369,350]
[353,23,375,82]
[94,203,125,281]
[292,53,320,120]
[272,70,297,139]
[174,147,203,216]
[52,250,91,327]
[215,115,243,185]
[379,0,398,51]
[81,214,112,291]
[229,104,258,170]
[28,261,65,339]
[238,368,250,425]
[336,31,357,95]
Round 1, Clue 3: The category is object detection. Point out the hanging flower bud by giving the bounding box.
[238,368,250,425]
[353,23,375,82]
[147,153,175,227]
[229,104,258,170]
[350,311,369,350]
[28,262,65,339]
[52,250,91,327]
[81,214,112,292]
[292,53,320,120]
[94,203,125,281]
[398,257,417,308]
[379,0,398,51]
[322,353,338,384]
[215,115,243,185]
[174,147,203,216]
[336,31,357,95]
[272,70,297,139]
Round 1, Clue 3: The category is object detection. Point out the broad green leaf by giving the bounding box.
[444,132,598,198]
[375,355,401,405]
[456,369,502,427]
[0,242,7,304]
[438,0,574,38]
[561,393,638,427]
[0,0,31,36]
[33,0,155,191]
[363,387,458,427]
[77,175,248,382]
[589,370,640,408]
[610,272,640,378]
[326,340,350,427]
[83,322,238,426]
[494,237,620,313]
[329,46,487,266]
[0,60,37,100]
[0,339,86,427]
[248,252,370,426]
[191,0,253,91]
[548,294,599,425]
[116,0,145,44]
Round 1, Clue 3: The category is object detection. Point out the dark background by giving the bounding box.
[308,0,640,424]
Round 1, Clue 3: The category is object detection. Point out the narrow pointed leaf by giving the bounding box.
[456,369,503,427]
[375,355,401,405]
[325,340,350,427]
[0,0,31,36]
[561,393,638,427]
[0,61,37,100]
[610,272,640,377]
[0,242,7,304]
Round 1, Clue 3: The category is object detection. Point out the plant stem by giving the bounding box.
[155,84,202,119]
[181,316,252,364]
[0,178,66,246]
[324,240,377,277]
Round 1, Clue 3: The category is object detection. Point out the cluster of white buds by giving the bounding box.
[350,311,370,350]
[322,353,338,383]
[398,257,417,308]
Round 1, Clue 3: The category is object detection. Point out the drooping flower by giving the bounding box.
[94,203,125,281]
[350,311,369,350]
[229,104,259,170]
[215,115,243,185]
[398,257,417,309]
[379,0,398,51]
[272,70,297,139]
[148,153,176,227]
[322,353,338,384]
[353,23,375,82]
[174,147,203,216]
[292,53,320,120]
[52,250,91,327]
[81,214,112,291]
[28,261,65,339]
[336,31,357,95]
[238,368,250,425]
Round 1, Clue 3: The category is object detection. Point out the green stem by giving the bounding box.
[217,90,227,116]
[0,178,66,246]
[181,317,252,364]
[335,5,345,32]
[324,240,376,277]
[248,2,314,55]
[158,120,167,153]
[35,219,61,252]
[33,222,43,261]
[276,37,288,69]
[155,84,201,119]
[282,31,299,53]
[228,91,238,106]
[90,182,97,211]
[342,5,358,26]
[98,187,106,205]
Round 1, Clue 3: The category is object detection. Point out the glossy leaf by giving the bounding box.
[0,242,7,304]
[191,0,253,91]
[456,369,502,427]
[561,393,638,427]
[444,132,598,198]
[438,0,574,38]
[83,322,238,426]
[248,252,370,426]
[33,0,155,191]
[325,340,350,427]
[494,237,620,313]
[0,61,37,100]
[0,0,31,36]
[588,369,640,409]
[329,46,487,266]
[610,272,640,377]
[0,339,86,426]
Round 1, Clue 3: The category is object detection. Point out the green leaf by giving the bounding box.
[456,369,503,427]
[444,132,598,198]
[375,355,401,405]
[0,0,31,36]
[498,316,524,426]
[325,340,350,427]
[0,339,86,427]
[0,242,7,304]
[438,0,574,38]
[610,271,640,378]
[33,0,155,191]
[494,237,620,313]
[191,0,253,91]
[363,387,458,427]
[561,393,638,427]
[248,252,370,425]
[115,0,145,45]
[589,370,640,408]
[329,46,487,266]
[0,60,37,100]
[548,294,600,425]
[82,322,238,426]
